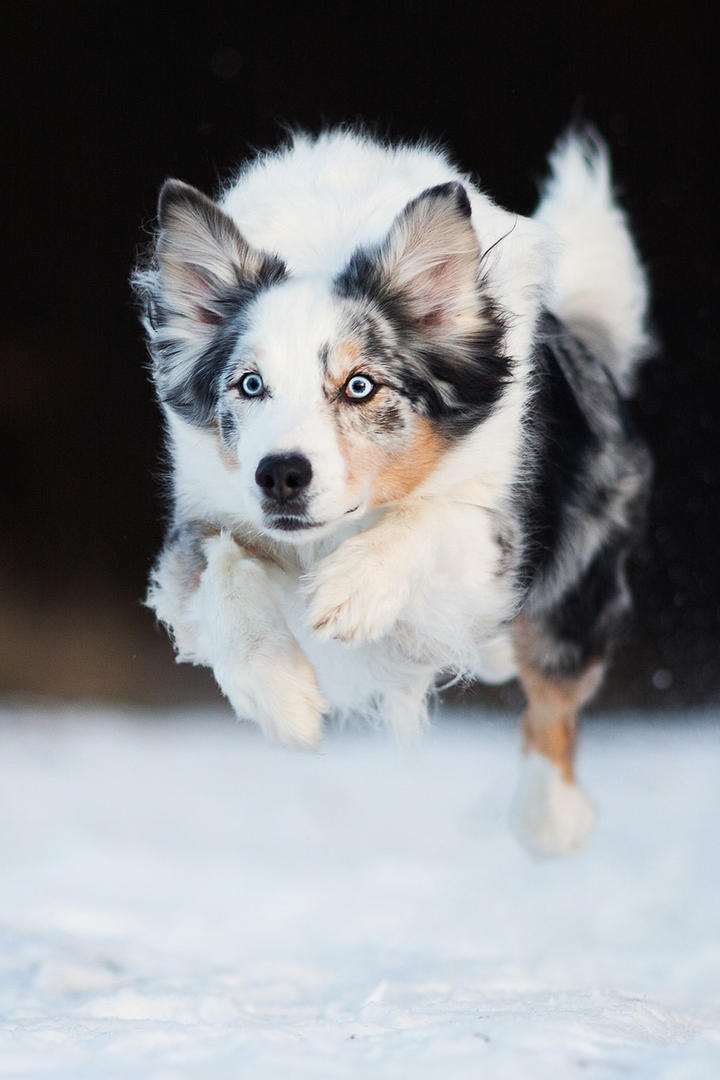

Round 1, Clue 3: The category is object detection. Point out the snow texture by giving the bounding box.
[1,704,719,1078]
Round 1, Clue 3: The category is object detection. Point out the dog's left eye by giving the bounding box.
[238,372,264,398]
[344,374,376,401]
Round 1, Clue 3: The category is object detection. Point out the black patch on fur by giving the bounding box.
[219,408,238,447]
[517,312,652,677]
[518,320,601,588]
[494,524,516,578]
[163,519,216,583]
[335,247,384,309]
[426,181,472,218]
[414,327,510,434]
[538,544,631,674]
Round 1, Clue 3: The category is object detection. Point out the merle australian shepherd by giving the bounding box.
[133,128,652,856]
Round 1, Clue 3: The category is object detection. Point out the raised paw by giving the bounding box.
[258,655,328,748]
[304,538,411,645]
[216,646,328,750]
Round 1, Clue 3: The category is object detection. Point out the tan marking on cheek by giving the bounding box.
[336,426,383,490]
[512,618,605,782]
[370,419,448,506]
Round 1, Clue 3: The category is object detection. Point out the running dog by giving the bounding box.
[133,127,651,856]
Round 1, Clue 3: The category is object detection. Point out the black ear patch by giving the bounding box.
[425,180,473,218]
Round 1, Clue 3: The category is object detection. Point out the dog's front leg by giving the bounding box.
[303,504,428,645]
[149,529,327,747]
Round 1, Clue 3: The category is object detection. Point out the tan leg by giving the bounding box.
[510,618,604,857]
[516,664,604,783]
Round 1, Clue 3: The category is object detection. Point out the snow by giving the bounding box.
[1,703,719,1078]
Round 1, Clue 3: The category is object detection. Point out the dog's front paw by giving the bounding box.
[217,646,328,749]
[257,651,328,748]
[305,539,411,645]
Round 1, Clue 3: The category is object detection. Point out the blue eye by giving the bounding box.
[345,374,376,401]
[239,372,264,398]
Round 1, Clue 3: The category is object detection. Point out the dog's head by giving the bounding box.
[134,175,544,542]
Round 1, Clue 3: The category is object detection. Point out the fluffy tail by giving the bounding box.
[534,129,652,395]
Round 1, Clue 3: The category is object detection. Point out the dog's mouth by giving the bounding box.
[265,505,360,535]
[266,515,326,532]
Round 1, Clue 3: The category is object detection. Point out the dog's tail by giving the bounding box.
[534,129,652,395]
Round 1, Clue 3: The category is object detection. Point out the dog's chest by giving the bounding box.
[270,578,414,710]
[270,560,518,713]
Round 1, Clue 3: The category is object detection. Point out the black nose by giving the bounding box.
[255,453,313,503]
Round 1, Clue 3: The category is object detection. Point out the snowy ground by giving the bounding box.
[1,704,719,1078]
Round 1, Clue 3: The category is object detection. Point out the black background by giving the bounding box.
[3,1,717,709]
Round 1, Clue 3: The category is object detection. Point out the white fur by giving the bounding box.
[510,751,596,857]
[534,130,650,393]
[183,532,327,747]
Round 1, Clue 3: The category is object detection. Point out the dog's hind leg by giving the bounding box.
[510,617,604,857]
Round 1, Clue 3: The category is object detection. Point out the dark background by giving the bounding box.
[2,1,717,710]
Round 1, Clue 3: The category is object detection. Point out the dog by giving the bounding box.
[132,127,652,856]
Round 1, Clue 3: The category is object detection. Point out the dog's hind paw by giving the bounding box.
[510,751,596,857]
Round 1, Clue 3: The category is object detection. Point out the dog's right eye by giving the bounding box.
[238,372,264,398]
[344,374,376,401]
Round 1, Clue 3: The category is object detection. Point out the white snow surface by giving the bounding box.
[1,703,719,1078]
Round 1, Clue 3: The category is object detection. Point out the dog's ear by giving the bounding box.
[133,181,286,425]
[155,179,286,326]
[377,182,481,333]
[338,182,482,340]
[337,182,551,362]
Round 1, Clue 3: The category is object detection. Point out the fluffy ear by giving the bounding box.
[339,182,483,339]
[155,179,286,326]
[132,181,286,426]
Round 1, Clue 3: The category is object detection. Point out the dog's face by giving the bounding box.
[136,179,512,542]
